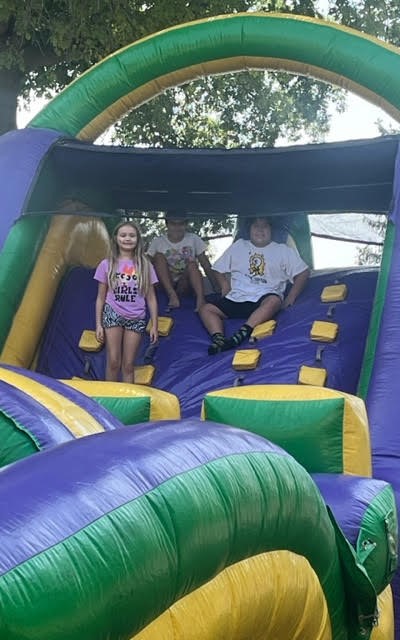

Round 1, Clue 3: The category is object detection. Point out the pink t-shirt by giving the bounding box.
[94,258,158,319]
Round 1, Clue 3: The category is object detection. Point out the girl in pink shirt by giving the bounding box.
[94,221,158,383]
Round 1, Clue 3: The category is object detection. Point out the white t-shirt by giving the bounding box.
[147,232,206,281]
[213,239,308,302]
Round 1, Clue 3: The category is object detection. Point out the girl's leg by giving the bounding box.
[104,326,124,381]
[121,330,143,383]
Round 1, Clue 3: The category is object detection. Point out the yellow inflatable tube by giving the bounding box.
[0,366,105,437]
[1,214,109,368]
[132,551,331,640]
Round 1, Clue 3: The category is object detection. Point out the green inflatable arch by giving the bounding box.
[29,12,400,141]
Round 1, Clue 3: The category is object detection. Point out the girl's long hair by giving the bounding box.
[108,221,152,295]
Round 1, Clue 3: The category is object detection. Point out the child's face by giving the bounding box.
[116,225,138,252]
[250,218,271,247]
[166,219,186,242]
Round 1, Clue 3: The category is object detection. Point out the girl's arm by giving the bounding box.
[95,282,107,343]
[146,284,159,343]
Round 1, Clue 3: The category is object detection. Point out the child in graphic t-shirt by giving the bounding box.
[147,212,218,311]
[94,221,158,383]
[199,217,310,354]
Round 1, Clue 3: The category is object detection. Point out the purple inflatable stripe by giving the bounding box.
[312,473,389,546]
[0,379,72,447]
[0,419,289,574]
[366,145,400,637]
[2,366,122,431]
[0,128,63,249]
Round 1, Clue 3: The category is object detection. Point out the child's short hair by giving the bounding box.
[165,211,187,222]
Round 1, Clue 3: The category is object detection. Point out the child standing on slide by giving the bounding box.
[94,220,158,383]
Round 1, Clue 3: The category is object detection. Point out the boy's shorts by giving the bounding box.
[212,293,281,319]
[102,303,146,333]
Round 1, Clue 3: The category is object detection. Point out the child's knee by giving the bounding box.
[107,356,121,371]
[122,361,134,376]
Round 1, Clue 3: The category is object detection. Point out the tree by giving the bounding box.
[328,0,400,45]
[0,0,253,135]
[1,1,346,241]
[327,1,400,265]
[356,214,386,265]
[113,71,340,149]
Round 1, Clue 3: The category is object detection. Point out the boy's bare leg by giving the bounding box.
[246,295,282,328]
[198,302,226,335]
[152,253,180,307]
[224,295,282,349]
[198,302,229,354]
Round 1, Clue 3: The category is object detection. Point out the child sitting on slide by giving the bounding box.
[147,212,218,311]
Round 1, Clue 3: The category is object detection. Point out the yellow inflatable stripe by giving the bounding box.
[1,215,110,369]
[371,586,394,640]
[204,383,364,404]
[0,368,105,437]
[78,55,400,141]
[60,379,181,421]
[343,390,372,477]
[131,551,331,640]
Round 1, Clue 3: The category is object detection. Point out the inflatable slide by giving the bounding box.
[1,11,400,640]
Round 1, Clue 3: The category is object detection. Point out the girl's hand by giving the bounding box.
[149,327,158,343]
[96,326,105,343]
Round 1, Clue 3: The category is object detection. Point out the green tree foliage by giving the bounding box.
[328,0,400,44]
[326,0,400,266]
[356,214,387,265]
[0,0,252,134]
[112,66,342,240]
[113,72,339,148]
[0,0,345,243]
[4,0,399,244]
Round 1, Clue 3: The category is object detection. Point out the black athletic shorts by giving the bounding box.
[212,293,281,319]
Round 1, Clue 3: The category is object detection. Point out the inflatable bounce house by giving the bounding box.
[1,12,400,640]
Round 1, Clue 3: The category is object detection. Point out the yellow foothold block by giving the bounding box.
[298,365,327,387]
[321,284,348,302]
[146,316,174,337]
[78,330,103,352]
[232,349,261,371]
[134,365,156,386]
[310,320,339,342]
[250,319,277,340]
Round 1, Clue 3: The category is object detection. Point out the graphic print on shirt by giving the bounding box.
[166,246,194,275]
[249,252,266,278]
[114,263,138,302]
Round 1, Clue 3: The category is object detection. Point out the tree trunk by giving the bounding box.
[0,69,22,135]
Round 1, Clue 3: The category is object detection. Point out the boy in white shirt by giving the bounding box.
[199,217,310,354]
[147,212,218,311]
